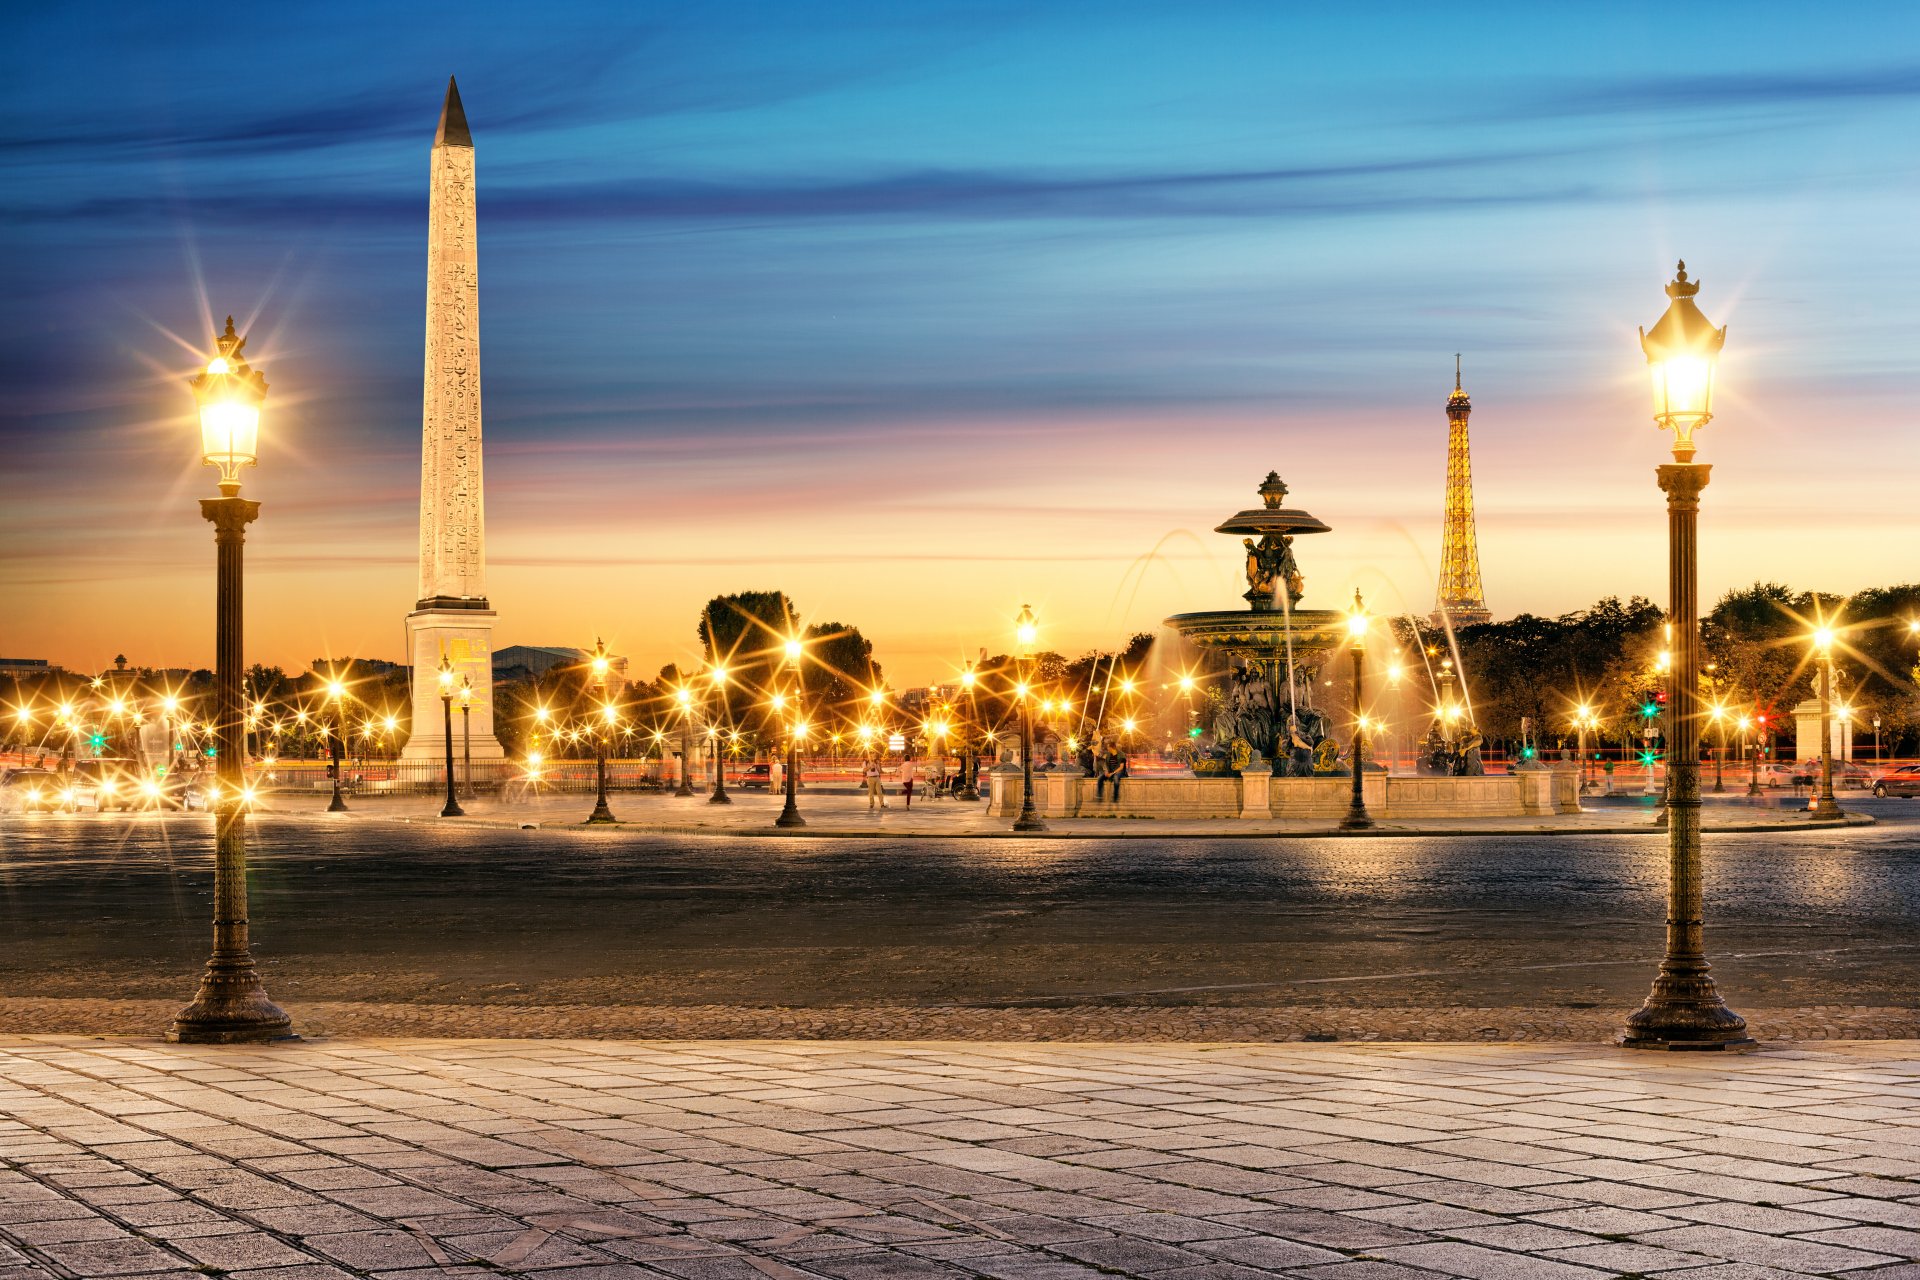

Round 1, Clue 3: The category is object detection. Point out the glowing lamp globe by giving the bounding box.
[1014,603,1038,657]
[1639,262,1725,461]
[192,317,266,495]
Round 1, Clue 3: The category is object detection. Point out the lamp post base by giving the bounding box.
[586,800,617,824]
[1621,963,1754,1051]
[440,800,466,817]
[1807,798,1844,819]
[774,804,806,828]
[327,789,349,813]
[170,963,293,1045]
[1338,805,1372,831]
[708,790,731,805]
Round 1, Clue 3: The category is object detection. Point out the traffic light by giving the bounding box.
[1654,689,1668,707]
[1640,699,1659,719]
[88,733,106,752]
[1187,726,1203,739]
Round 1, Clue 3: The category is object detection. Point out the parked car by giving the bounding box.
[0,768,63,814]
[1872,764,1920,799]
[739,762,772,790]
[1753,759,1870,789]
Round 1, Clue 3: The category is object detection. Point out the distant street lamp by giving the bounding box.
[707,667,733,804]
[1740,714,1761,797]
[958,660,981,801]
[171,316,292,1044]
[1873,715,1882,764]
[1808,628,1842,820]
[325,677,350,812]
[458,676,474,800]
[1622,260,1751,1051]
[1013,604,1046,832]
[436,652,464,818]
[1340,593,1373,831]
[1708,702,1727,794]
[775,635,806,829]
[587,638,617,824]
[1573,704,1595,794]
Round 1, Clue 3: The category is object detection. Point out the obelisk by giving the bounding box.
[402,77,504,761]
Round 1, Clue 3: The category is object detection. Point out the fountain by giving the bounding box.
[1164,472,1344,773]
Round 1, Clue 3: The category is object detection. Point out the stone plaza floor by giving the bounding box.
[4,1037,1920,1279]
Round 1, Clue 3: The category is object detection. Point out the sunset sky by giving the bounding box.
[3,3,1918,686]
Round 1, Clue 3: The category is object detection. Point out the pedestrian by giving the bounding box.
[901,753,917,809]
[864,753,887,810]
[929,749,947,800]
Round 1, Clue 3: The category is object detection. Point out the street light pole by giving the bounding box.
[1809,633,1841,819]
[459,676,474,800]
[1623,262,1751,1052]
[587,638,617,824]
[436,652,464,818]
[172,316,292,1045]
[1340,593,1372,830]
[776,636,806,828]
[325,679,350,813]
[959,661,981,801]
[1711,707,1726,794]
[707,667,732,805]
[1012,604,1046,832]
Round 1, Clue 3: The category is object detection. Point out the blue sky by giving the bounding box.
[3,2,1918,679]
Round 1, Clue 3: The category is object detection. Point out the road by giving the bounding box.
[2,801,1916,1020]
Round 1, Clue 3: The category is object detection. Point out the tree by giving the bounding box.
[697,591,801,749]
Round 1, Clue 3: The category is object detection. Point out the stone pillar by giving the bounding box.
[1043,764,1083,817]
[1237,761,1271,820]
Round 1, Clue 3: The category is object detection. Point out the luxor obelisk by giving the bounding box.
[402,77,504,761]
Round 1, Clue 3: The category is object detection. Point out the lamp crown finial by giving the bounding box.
[1666,260,1700,299]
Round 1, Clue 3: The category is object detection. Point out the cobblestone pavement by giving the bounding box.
[258,788,1875,838]
[4,1037,1920,1280]
[5,808,1916,1042]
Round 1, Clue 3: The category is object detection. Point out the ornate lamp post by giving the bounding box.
[958,660,981,801]
[1574,705,1594,794]
[1012,604,1046,832]
[436,652,464,817]
[674,685,696,796]
[1340,593,1373,830]
[324,677,350,812]
[707,667,732,804]
[458,676,475,800]
[1708,702,1727,794]
[1808,628,1842,819]
[587,638,617,824]
[171,316,292,1044]
[774,636,806,828]
[1622,261,1751,1051]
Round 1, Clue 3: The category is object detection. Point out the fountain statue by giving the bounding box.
[1166,472,1343,772]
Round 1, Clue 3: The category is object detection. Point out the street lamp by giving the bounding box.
[957,660,981,801]
[171,316,291,1044]
[775,635,806,829]
[1708,701,1727,794]
[458,676,475,800]
[707,666,733,804]
[1340,593,1372,830]
[587,638,617,824]
[1808,627,1842,820]
[1573,704,1595,794]
[1622,261,1750,1051]
[436,652,465,818]
[1012,604,1045,832]
[1740,714,1761,797]
[324,677,350,812]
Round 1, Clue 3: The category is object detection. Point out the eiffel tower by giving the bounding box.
[1432,356,1491,628]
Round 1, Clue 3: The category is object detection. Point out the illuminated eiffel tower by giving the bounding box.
[1432,355,1491,628]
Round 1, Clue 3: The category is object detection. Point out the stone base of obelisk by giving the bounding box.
[400,603,507,761]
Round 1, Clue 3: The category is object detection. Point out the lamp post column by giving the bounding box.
[1340,629,1371,831]
[1746,723,1761,796]
[776,722,805,827]
[172,497,291,1043]
[327,699,349,812]
[676,711,695,796]
[461,694,473,800]
[588,721,615,823]
[1624,463,1750,1050]
[1712,719,1725,793]
[1811,654,1841,819]
[439,685,463,817]
[1014,683,1044,831]
[709,729,731,803]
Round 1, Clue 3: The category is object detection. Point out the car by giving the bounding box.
[0,768,63,814]
[739,762,772,790]
[1873,764,1920,799]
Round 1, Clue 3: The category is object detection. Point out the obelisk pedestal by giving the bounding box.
[401,76,505,762]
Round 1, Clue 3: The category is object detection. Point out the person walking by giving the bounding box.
[864,753,887,810]
[901,753,917,809]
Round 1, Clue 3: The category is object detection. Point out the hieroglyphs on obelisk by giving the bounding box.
[402,77,504,760]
